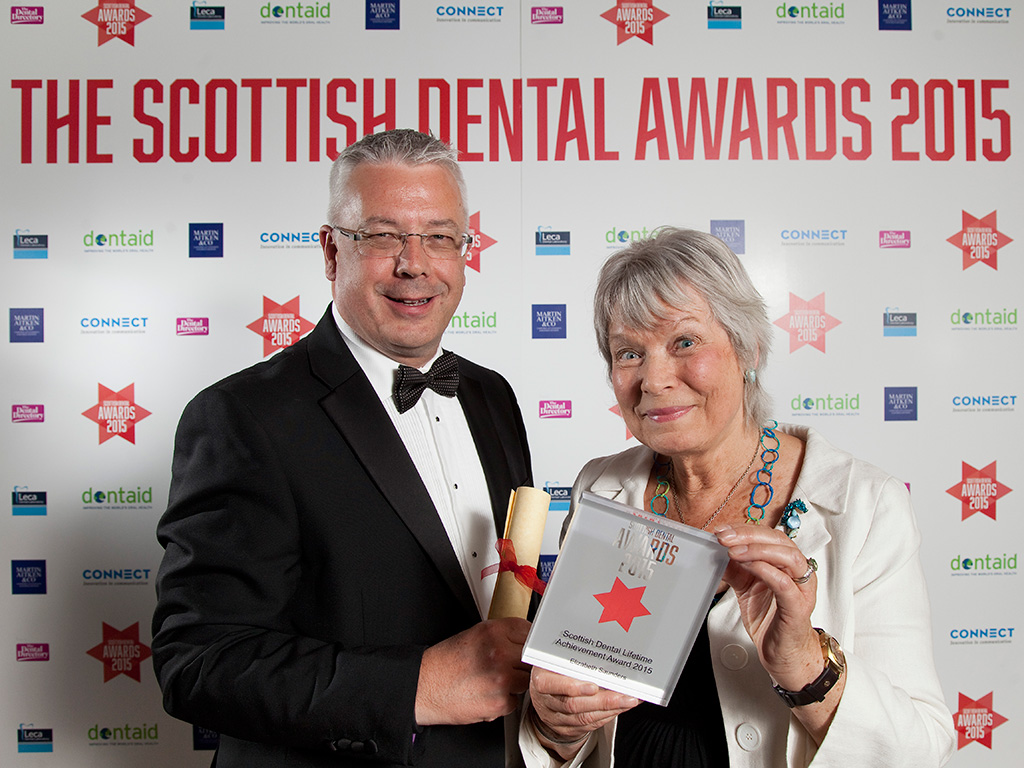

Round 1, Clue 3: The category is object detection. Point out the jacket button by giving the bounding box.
[721,643,748,670]
[736,723,761,751]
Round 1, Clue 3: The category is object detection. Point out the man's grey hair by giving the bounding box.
[326,129,467,226]
[593,227,773,428]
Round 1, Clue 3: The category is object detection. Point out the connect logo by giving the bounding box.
[952,393,1016,413]
[435,5,505,22]
[949,626,1014,645]
[259,230,319,249]
[80,316,149,334]
[601,0,668,45]
[780,228,847,245]
[947,7,1013,23]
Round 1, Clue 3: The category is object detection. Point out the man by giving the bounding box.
[152,129,533,767]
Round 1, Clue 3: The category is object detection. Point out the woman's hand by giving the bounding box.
[713,524,843,742]
[528,666,639,761]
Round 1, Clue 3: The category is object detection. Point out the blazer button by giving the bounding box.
[736,723,761,751]
[327,738,352,751]
[721,643,748,670]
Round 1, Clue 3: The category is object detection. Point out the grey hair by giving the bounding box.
[594,227,773,428]
[326,129,468,226]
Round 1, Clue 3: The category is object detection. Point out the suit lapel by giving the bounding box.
[306,308,478,617]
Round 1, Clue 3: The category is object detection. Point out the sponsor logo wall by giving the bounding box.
[1,3,1019,764]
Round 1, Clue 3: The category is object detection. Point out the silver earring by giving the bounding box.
[744,369,756,384]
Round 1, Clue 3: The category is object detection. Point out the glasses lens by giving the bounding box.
[359,232,402,257]
[422,233,465,260]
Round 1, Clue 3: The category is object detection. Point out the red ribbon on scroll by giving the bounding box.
[480,538,547,595]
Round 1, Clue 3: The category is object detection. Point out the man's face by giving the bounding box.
[321,162,468,367]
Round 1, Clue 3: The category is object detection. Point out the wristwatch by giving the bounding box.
[772,628,846,708]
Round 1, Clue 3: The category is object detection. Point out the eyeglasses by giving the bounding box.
[331,225,472,261]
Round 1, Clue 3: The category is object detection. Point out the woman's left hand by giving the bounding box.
[713,524,823,692]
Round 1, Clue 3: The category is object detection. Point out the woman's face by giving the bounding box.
[608,287,747,459]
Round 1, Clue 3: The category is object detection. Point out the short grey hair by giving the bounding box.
[326,129,468,226]
[594,227,773,428]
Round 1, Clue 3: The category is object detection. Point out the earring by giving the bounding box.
[744,369,756,384]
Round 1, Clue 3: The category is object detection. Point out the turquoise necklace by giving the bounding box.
[649,420,807,538]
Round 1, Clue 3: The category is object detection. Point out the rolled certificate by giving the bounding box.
[486,486,551,620]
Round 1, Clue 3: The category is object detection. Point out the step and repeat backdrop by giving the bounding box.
[2,1,1020,765]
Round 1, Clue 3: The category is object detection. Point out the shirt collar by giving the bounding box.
[331,303,443,401]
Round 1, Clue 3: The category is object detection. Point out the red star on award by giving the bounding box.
[953,692,1008,749]
[946,210,1012,270]
[945,461,1012,521]
[246,296,315,358]
[81,0,151,47]
[85,622,153,682]
[81,383,151,445]
[608,403,635,441]
[773,292,842,353]
[600,1,669,46]
[594,577,651,631]
[466,212,496,274]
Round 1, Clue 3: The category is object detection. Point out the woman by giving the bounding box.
[520,228,954,768]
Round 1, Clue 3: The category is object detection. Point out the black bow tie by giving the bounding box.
[393,350,460,414]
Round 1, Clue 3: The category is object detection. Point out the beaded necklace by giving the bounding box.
[648,420,807,539]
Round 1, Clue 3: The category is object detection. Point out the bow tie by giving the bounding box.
[393,350,460,414]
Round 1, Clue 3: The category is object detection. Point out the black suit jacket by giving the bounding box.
[152,307,532,767]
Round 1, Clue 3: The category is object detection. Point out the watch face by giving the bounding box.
[826,635,846,668]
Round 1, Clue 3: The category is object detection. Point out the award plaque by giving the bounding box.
[522,491,729,705]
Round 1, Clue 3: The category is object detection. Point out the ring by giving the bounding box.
[793,557,817,584]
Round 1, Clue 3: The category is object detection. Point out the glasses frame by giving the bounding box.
[331,225,472,260]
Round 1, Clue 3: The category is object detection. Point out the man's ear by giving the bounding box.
[320,225,338,280]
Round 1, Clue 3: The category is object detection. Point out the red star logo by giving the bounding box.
[946,210,1012,270]
[953,692,1008,749]
[81,0,151,47]
[466,211,495,274]
[81,383,151,445]
[945,461,1012,521]
[594,577,651,632]
[246,296,315,357]
[600,1,669,45]
[85,622,153,682]
[609,403,635,440]
[773,292,842,353]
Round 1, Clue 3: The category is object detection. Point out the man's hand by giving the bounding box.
[415,617,532,726]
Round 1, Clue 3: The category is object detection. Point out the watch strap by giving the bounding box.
[772,628,844,708]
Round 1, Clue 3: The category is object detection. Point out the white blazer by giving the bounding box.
[521,424,954,768]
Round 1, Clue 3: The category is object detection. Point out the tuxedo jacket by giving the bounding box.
[153,307,532,767]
